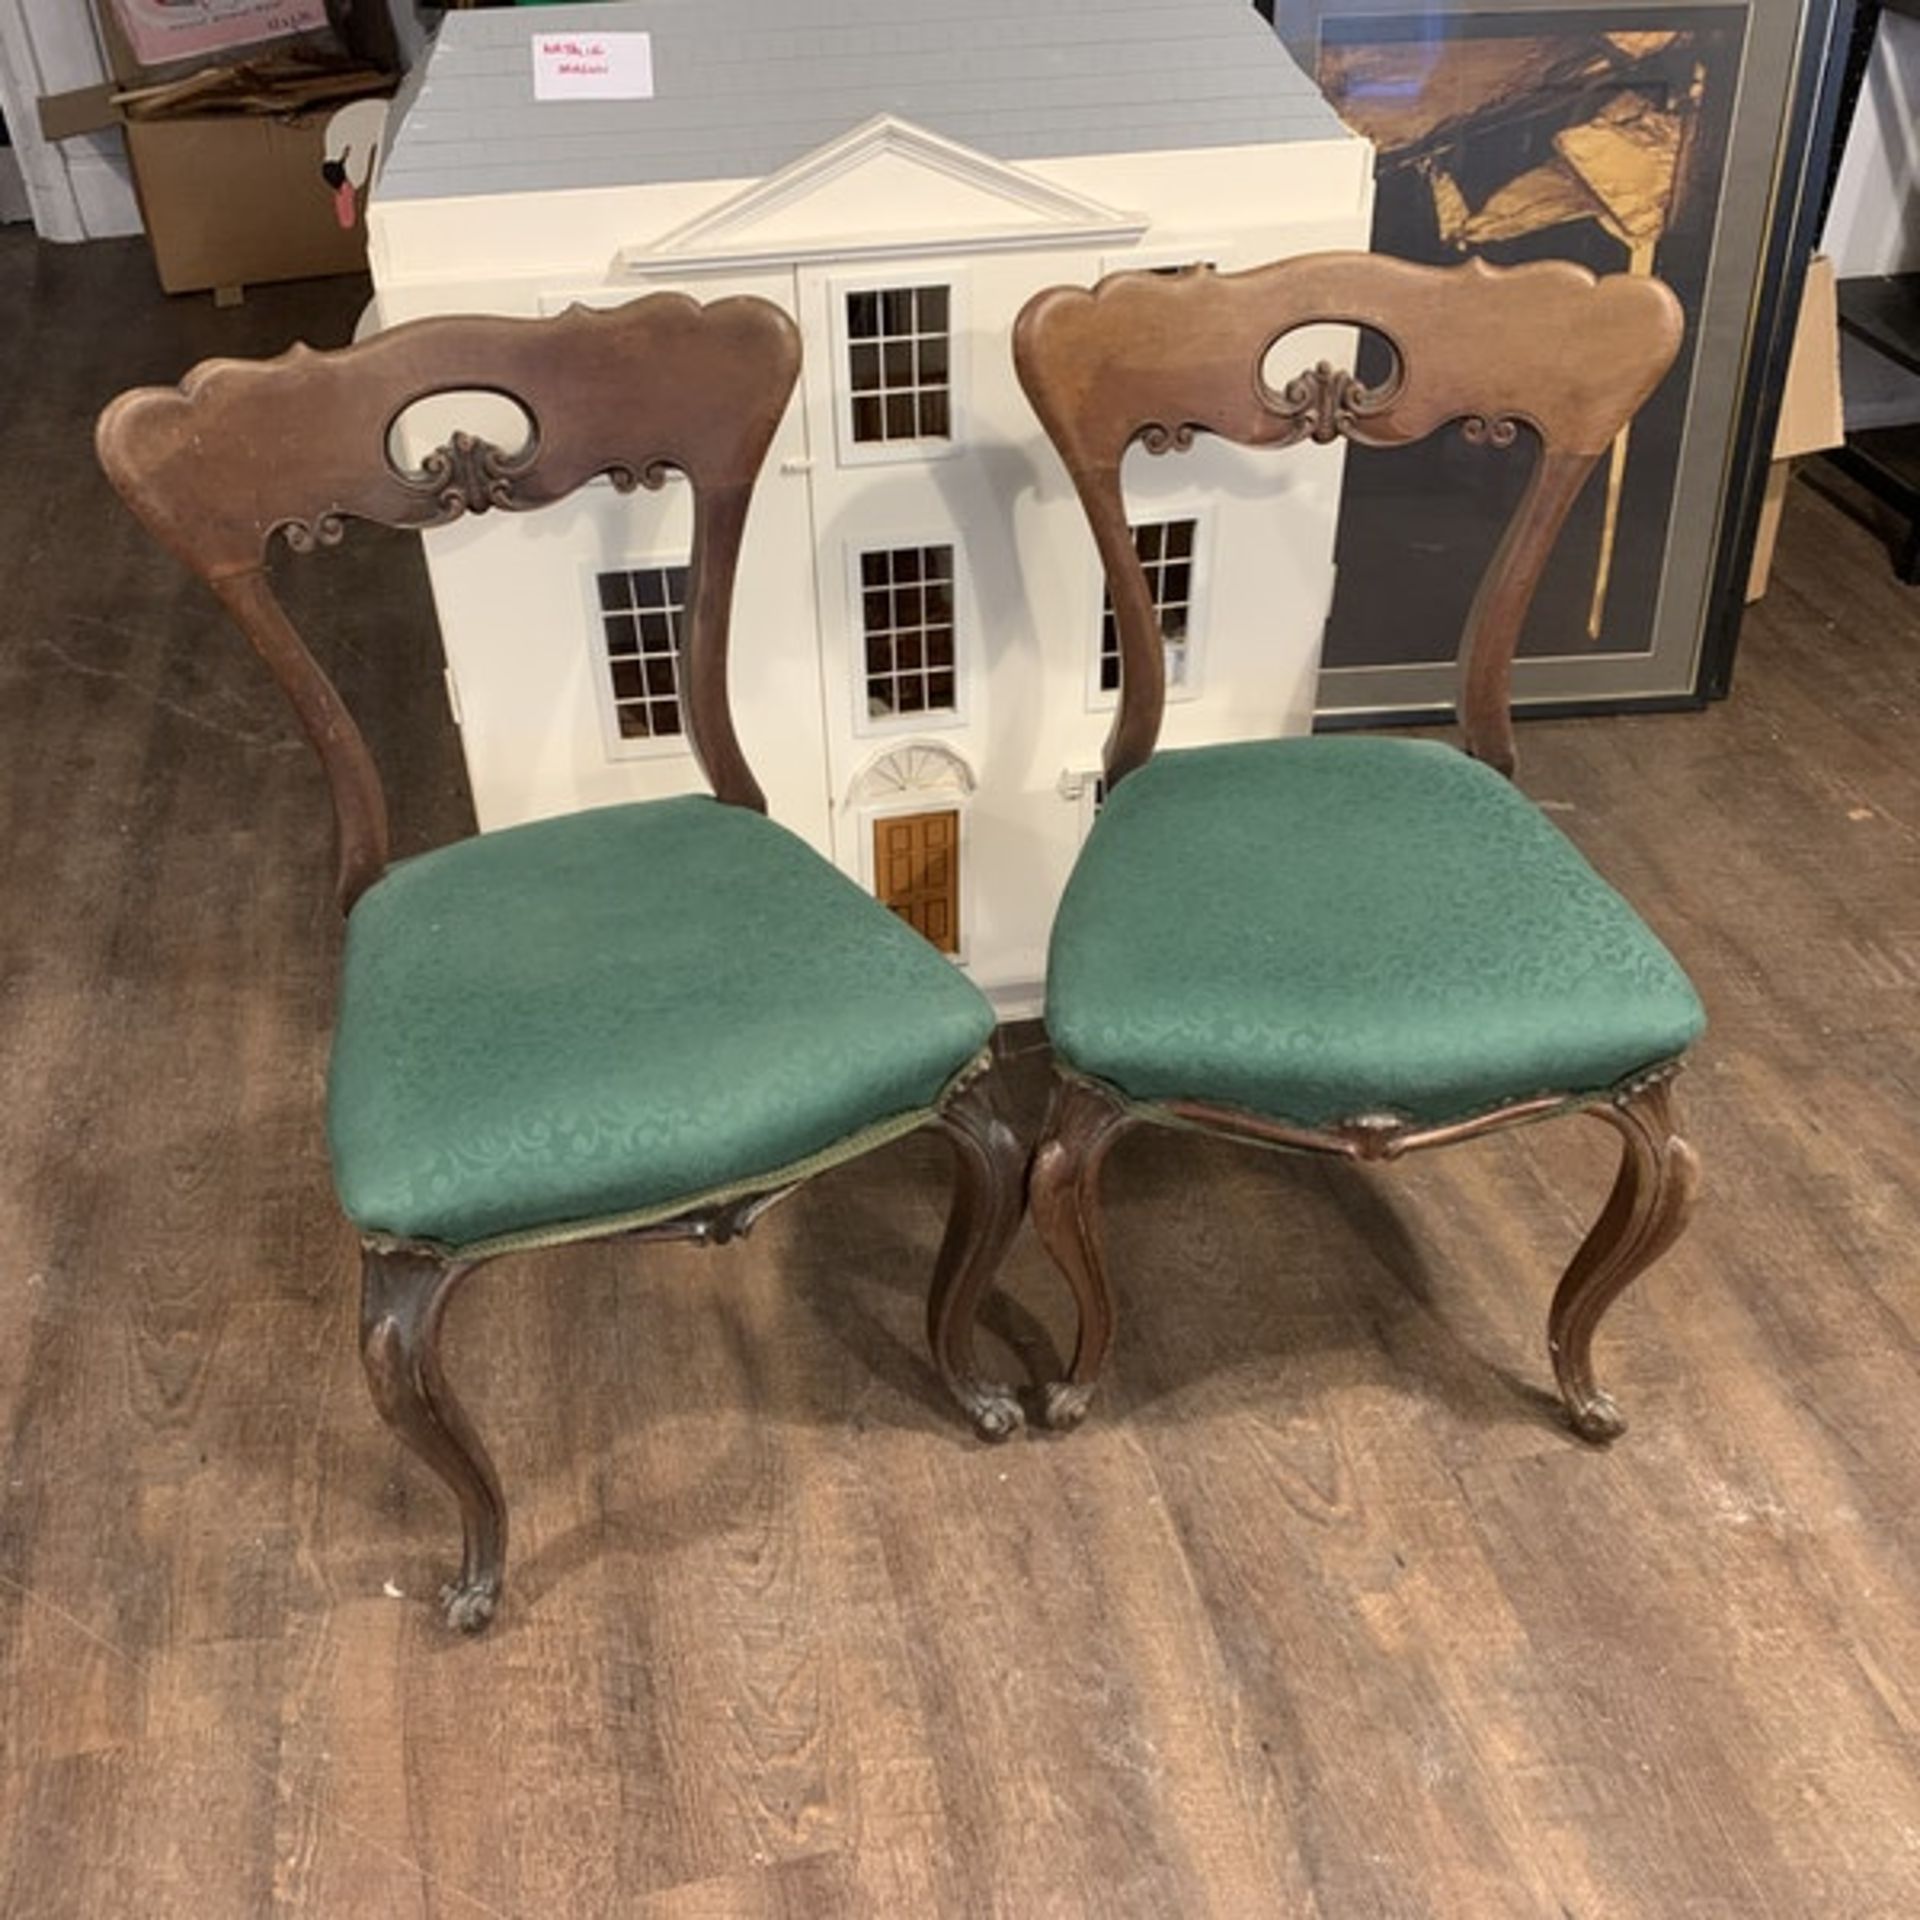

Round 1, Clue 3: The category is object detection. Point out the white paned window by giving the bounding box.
[596,563,686,741]
[845,284,952,445]
[1098,517,1199,695]
[859,543,958,720]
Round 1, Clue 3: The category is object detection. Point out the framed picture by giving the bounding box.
[1259,0,1855,720]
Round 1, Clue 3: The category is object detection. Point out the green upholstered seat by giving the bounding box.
[328,797,996,1253]
[1046,736,1704,1130]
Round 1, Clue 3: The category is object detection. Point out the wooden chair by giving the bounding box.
[1009,254,1704,1441]
[97,295,1023,1632]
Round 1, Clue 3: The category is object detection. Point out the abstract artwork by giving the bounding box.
[1312,12,1745,670]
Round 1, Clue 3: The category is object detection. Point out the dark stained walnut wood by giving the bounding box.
[1162,1089,1581,1163]
[1550,1073,1701,1443]
[98,295,802,910]
[354,1177,824,1633]
[1026,1075,1136,1431]
[93,294,1024,1629]
[1029,1071,1699,1446]
[1011,253,1698,1444]
[924,1067,1028,1440]
[358,1248,504,1633]
[1013,253,1684,784]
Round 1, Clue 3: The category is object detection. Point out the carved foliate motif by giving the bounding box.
[1461,413,1522,449]
[274,447,674,557]
[1329,1111,1416,1160]
[1140,420,1198,457]
[407,430,536,519]
[677,1185,797,1247]
[278,512,347,554]
[1272,360,1394,444]
[609,457,677,495]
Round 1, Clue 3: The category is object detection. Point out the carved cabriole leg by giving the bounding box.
[1548,1074,1700,1445]
[926,1068,1027,1442]
[359,1244,506,1632]
[1027,1073,1137,1432]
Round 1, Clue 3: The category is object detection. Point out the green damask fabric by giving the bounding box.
[1047,737,1704,1128]
[328,797,995,1250]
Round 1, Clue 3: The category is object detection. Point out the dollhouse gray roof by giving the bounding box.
[375,0,1342,204]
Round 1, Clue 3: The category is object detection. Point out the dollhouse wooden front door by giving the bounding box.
[873,807,960,953]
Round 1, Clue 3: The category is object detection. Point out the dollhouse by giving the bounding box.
[363,1,1373,1010]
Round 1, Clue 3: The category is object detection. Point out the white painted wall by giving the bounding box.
[0,0,141,241]
[1824,9,1920,278]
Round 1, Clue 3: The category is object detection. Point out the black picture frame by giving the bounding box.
[1254,0,1859,719]
[1697,0,1856,700]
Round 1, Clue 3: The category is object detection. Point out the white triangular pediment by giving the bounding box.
[618,115,1145,274]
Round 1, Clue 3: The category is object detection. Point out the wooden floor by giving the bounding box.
[4,231,1920,1918]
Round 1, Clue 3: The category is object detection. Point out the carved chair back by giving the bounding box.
[1012,253,1684,787]
[97,294,802,912]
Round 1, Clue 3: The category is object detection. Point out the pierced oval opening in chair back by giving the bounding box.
[1012,253,1684,787]
[1255,320,1406,446]
[380,388,541,519]
[96,294,803,912]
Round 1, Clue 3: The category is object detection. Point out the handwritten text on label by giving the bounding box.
[532,32,655,102]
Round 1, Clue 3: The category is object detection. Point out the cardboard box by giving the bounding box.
[124,109,373,298]
[35,1,391,300]
[1748,253,1845,600]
